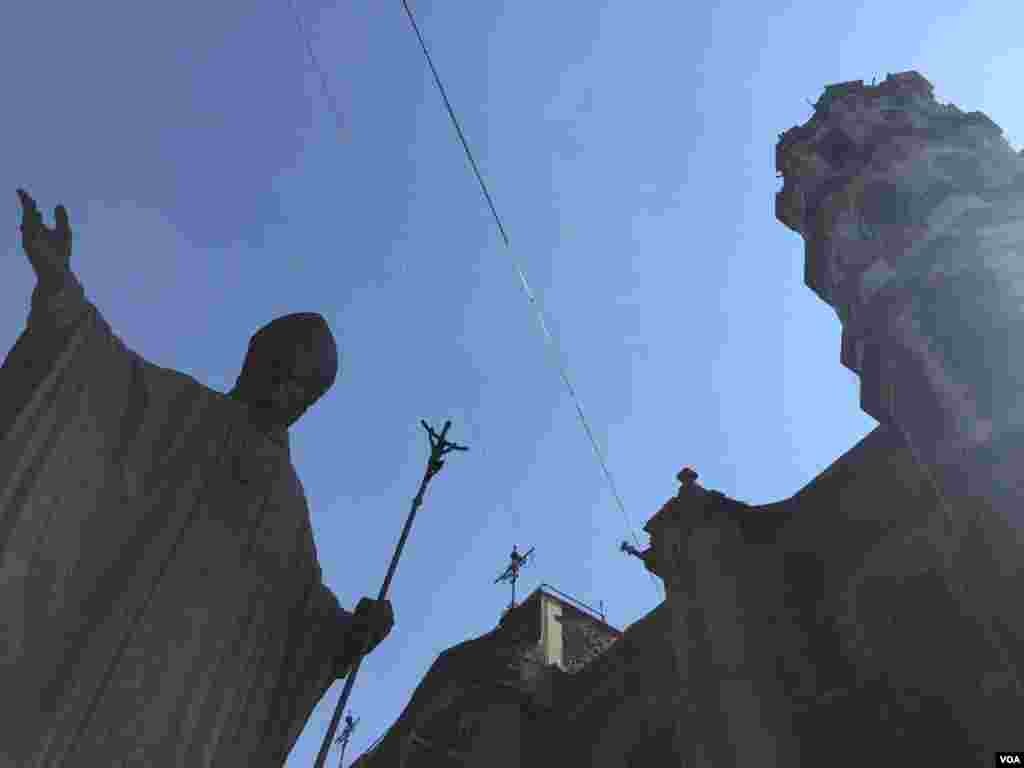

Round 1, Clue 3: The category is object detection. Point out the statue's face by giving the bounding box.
[247,340,328,428]
[234,313,338,431]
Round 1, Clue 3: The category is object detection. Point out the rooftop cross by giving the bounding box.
[494,545,535,614]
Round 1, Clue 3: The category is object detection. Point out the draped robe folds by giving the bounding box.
[0,273,355,767]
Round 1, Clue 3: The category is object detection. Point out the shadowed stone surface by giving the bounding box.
[645,424,1020,766]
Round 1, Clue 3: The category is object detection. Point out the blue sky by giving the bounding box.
[2,0,1021,764]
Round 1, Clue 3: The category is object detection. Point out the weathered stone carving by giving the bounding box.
[776,71,1024,553]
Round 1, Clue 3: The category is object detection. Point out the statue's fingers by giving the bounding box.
[16,189,42,228]
[55,205,71,238]
[16,188,38,213]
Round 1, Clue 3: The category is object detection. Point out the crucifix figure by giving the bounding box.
[334,713,359,767]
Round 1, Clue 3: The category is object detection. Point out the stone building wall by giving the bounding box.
[644,423,1021,765]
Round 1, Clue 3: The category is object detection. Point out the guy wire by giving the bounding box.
[400,0,658,597]
[287,0,347,139]
[286,0,662,600]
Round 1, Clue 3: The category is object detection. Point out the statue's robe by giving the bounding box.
[0,273,354,767]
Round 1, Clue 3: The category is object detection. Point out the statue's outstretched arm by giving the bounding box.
[16,189,89,332]
[1,191,95,438]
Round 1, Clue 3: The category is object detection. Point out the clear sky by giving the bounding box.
[1,0,1021,764]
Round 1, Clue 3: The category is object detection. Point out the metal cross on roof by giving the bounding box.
[494,545,535,613]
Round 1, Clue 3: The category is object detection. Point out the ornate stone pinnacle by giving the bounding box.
[676,467,698,488]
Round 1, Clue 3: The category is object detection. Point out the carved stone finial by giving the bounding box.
[676,467,698,490]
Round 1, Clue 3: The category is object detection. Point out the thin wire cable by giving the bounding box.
[288,0,347,138]
[401,0,509,247]
[400,0,660,596]
[288,0,660,606]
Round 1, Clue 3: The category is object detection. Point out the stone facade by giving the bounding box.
[644,424,1021,765]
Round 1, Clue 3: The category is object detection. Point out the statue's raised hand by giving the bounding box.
[17,189,72,287]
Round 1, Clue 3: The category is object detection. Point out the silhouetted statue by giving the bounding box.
[0,190,394,767]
